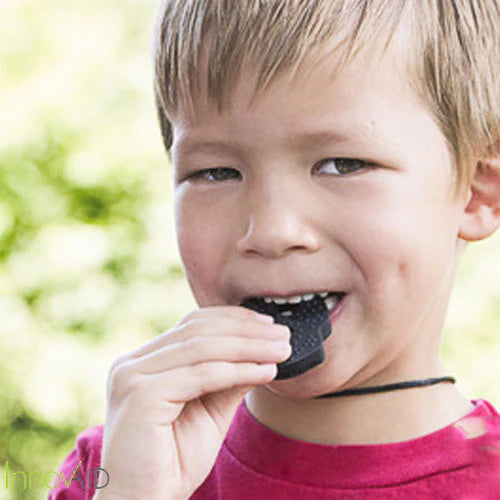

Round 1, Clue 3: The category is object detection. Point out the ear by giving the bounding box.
[458,140,500,242]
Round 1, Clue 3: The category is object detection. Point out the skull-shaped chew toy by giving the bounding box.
[240,295,332,379]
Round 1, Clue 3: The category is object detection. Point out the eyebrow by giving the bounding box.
[173,127,380,158]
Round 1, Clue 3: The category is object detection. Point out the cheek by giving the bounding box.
[177,223,217,271]
[339,194,440,284]
[175,195,212,275]
[349,197,456,304]
[175,192,230,298]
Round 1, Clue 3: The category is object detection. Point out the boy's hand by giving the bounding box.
[96,306,291,500]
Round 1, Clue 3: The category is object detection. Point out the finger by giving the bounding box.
[114,314,288,364]
[121,333,292,375]
[178,305,275,325]
[129,361,278,406]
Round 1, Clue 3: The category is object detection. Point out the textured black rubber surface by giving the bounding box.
[240,295,332,379]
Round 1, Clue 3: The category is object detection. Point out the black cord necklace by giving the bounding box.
[314,376,456,399]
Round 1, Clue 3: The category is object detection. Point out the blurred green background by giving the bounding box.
[0,0,499,499]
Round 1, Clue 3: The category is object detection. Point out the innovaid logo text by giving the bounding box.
[4,457,109,491]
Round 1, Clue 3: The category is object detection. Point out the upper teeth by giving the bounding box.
[262,292,329,304]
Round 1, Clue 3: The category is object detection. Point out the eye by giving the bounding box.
[188,167,241,183]
[314,157,372,175]
[185,158,373,183]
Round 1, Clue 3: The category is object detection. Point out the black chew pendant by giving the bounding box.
[240,295,331,380]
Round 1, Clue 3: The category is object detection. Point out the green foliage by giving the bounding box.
[0,1,196,499]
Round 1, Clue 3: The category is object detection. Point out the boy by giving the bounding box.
[49,0,500,498]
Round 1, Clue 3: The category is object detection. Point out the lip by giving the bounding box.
[328,292,348,324]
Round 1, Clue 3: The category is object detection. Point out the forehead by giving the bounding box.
[170,32,421,160]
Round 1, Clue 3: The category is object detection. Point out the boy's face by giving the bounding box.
[169,41,469,396]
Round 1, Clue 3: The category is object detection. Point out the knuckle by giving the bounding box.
[107,361,135,398]
[177,309,199,325]
[119,376,156,409]
[172,320,195,343]
[109,353,129,373]
[183,335,202,357]
[190,361,234,396]
[193,360,212,381]
[126,376,149,400]
[176,317,202,339]
[106,354,130,393]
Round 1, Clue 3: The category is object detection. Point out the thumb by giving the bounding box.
[202,384,255,435]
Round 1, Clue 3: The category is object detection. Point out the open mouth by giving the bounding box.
[242,291,346,312]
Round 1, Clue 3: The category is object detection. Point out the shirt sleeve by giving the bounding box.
[47,424,104,500]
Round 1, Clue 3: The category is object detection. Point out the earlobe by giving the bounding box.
[458,142,500,242]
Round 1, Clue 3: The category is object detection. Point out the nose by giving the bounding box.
[235,182,320,259]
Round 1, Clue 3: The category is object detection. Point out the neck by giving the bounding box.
[244,380,474,446]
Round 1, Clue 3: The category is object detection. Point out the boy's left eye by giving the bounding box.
[313,157,372,175]
[187,157,372,183]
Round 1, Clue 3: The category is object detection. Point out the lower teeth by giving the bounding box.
[325,294,343,311]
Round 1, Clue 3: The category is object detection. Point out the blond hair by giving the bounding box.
[152,0,500,199]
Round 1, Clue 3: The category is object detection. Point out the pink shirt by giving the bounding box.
[48,398,500,499]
